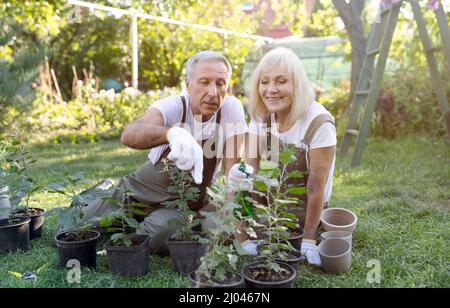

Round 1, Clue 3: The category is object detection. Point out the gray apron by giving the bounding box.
[79,96,222,253]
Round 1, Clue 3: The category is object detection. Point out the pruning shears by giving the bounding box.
[238,159,253,178]
[8,262,48,281]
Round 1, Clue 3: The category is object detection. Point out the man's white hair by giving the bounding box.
[186,51,232,81]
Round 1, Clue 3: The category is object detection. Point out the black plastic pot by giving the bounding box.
[276,251,302,270]
[188,271,245,288]
[0,217,31,254]
[242,261,297,288]
[288,228,304,250]
[166,239,208,276]
[105,234,150,277]
[55,230,100,268]
[12,208,45,240]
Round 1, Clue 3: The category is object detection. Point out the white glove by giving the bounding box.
[167,127,203,184]
[301,239,322,266]
[228,163,254,191]
[241,240,258,256]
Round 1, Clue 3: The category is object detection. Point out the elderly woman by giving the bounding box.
[229,47,336,266]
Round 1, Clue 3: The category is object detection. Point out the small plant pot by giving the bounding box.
[105,234,151,277]
[318,238,352,274]
[0,186,10,221]
[288,228,304,250]
[320,230,352,247]
[166,239,208,276]
[242,261,297,288]
[188,271,245,288]
[55,230,100,268]
[0,217,31,254]
[320,208,357,232]
[276,250,302,271]
[14,208,45,240]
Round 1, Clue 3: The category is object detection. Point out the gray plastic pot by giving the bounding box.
[242,261,297,288]
[320,208,357,232]
[318,238,352,274]
[320,230,352,247]
[0,186,11,221]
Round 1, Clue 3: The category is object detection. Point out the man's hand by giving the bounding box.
[300,239,322,266]
[228,163,254,191]
[166,127,203,184]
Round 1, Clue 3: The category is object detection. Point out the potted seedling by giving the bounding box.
[0,139,31,253]
[98,188,151,277]
[188,184,247,288]
[49,173,100,268]
[161,159,208,277]
[1,135,44,240]
[241,146,304,288]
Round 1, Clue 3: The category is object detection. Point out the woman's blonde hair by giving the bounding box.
[248,47,315,124]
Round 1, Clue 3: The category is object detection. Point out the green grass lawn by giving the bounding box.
[0,134,448,288]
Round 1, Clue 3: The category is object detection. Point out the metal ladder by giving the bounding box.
[339,0,450,167]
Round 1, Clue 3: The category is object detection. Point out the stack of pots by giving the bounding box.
[319,208,357,274]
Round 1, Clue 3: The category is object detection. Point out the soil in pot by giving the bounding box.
[188,271,244,288]
[14,208,45,240]
[0,217,30,253]
[55,230,100,268]
[167,239,208,276]
[288,228,304,250]
[276,250,302,270]
[105,234,150,277]
[242,261,297,288]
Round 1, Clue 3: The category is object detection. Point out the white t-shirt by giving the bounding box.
[147,95,248,176]
[249,102,337,202]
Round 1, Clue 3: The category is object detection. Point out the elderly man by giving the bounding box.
[78,51,247,253]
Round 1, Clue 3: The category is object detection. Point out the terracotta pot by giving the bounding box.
[318,238,352,274]
[320,230,352,247]
[320,208,357,232]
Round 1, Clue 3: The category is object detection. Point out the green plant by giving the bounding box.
[194,184,249,284]
[97,188,148,247]
[246,145,304,276]
[160,159,202,241]
[0,133,39,222]
[47,173,92,240]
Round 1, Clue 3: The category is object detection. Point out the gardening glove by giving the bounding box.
[241,240,258,256]
[166,127,203,184]
[228,163,254,191]
[301,239,322,266]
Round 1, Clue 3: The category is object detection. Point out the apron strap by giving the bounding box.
[300,113,335,171]
[180,96,187,124]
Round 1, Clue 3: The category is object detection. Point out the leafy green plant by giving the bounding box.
[97,188,149,247]
[245,145,304,276]
[47,173,93,241]
[160,159,202,241]
[0,133,39,222]
[194,183,250,285]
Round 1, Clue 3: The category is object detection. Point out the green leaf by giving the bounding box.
[253,180,268,191]
[288,171,304,178]
[287,187,307,195]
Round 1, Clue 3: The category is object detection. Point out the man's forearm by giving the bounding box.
[121,121,169,150]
